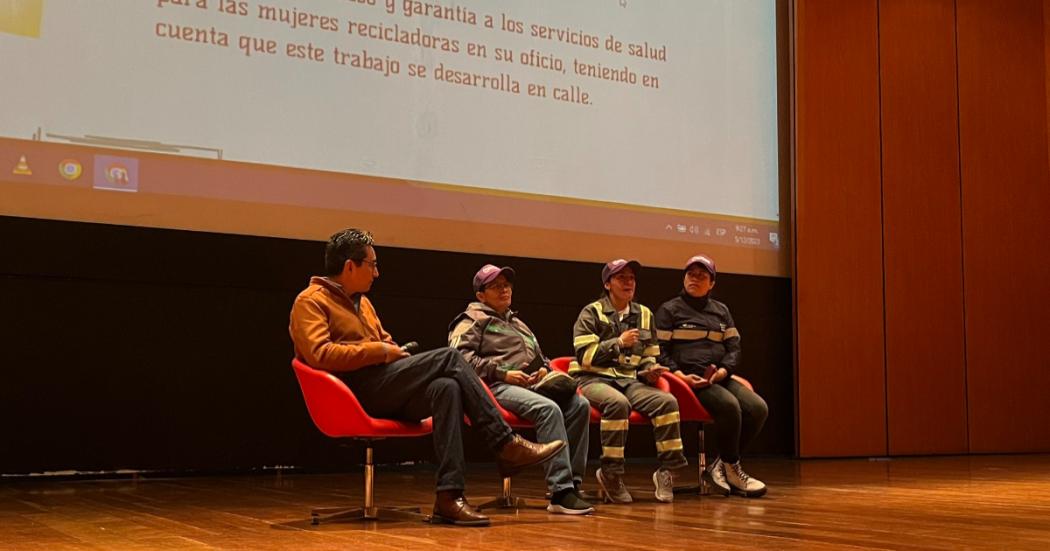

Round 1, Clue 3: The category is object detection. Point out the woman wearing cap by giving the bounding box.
[654,254,769,498]
[569,259,688,504]
[449,264,595,515]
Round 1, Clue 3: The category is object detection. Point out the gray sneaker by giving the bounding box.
[547,489,595,515]
[596,468,633,504]
[702,457,731,496]
[653,468,675,503]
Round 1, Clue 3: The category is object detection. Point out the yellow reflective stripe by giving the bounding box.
[651,411,680,427]
[655,439,684,452]
[640,306,651,329]
[642,345,660,356]
[574,334,600,349]
[602,446,625,458]
[591,301,609,324]
[656,329,673,341]
[725,327,740,339]
[671,329,725,342]
[582,343,598,366]
[600,418,629,430]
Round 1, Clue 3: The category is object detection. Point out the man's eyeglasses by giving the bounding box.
[359,259,379,270]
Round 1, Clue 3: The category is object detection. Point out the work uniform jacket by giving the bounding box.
[448,302,549,385]
[570,296,660,379]
[654,292,740,379]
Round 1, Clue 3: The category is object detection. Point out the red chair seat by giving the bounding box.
[292,359,432,437]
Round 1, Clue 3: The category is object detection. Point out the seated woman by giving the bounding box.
[449,264,595,515]
[655,254,769,497]
[570,259,688,504]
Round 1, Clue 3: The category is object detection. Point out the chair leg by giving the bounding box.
[476,477,543,510]
[673,424,707,496]
[310,444,427,524]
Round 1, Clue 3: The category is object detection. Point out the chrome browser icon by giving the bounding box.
[58,159,83,180]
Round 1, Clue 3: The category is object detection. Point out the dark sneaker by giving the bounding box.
[547,489,595,515]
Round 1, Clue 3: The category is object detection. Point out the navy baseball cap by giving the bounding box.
[685,254,716,278]
[602,259,641,283]
[473,264,515,292]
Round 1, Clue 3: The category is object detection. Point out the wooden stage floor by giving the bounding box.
[2,455,1049,550]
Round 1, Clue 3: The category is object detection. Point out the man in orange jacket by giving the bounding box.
[289,228,563,526]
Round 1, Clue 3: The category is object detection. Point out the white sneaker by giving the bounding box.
[724,461,766,497]
[653,468,675,503]
[702,457,731,496]
[596,468,633,504]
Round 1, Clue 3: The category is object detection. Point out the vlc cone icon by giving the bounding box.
[12,155,32,176]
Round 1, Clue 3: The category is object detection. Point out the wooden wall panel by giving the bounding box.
[795,0,887,457]
[957,0,1050,452]
[879,0,968,454]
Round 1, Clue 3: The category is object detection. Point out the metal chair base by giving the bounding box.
[309,442,427,524]
[476,477,547,511]
[310,505,425,524]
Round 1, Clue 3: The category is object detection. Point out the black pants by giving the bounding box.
[694,377,768,464]
[340,347,513,492]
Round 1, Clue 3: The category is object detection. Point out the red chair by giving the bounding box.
[291,358,432,524]
[470,383,545,510]
[662,371,755,495]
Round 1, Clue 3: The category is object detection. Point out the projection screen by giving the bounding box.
[1,0,786,276]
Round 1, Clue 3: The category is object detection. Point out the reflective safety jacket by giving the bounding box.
[570,296,660,379]
[654,292,740,379]
[448,301,548,385]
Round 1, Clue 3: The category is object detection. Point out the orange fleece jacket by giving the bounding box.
[289,276,395,372]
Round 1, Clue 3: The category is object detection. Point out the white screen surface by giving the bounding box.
[1,0,784,275]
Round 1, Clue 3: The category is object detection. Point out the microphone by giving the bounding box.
[400,341,420,355]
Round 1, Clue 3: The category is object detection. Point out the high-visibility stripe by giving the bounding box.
[590,301,609,324]
[582,343,598,366]
[656,329,673,341]
[671,329,725,342]
[725,327,740,339]
[602,446,625,458]
[640,306,651,329]
[655,439,684,452]
[600,418,629,430]
[574,334,600,349]
[651,411,680,427]
[638,357,657,368]
[642,344,660,356]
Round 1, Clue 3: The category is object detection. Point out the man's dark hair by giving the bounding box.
[324,228,374,276]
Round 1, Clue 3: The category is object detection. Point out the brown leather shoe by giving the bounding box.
[496,434,566,477]
[431,490,490,526]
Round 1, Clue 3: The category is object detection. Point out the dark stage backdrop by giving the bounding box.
[0,216,793,474]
